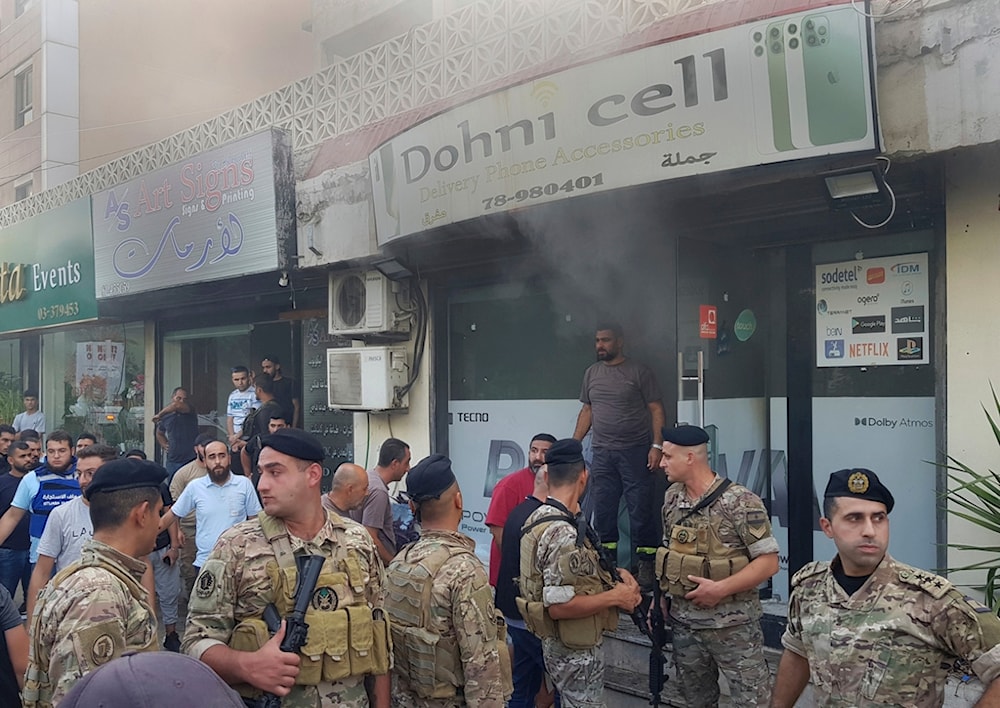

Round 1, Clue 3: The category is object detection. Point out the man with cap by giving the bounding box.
[23,458,166,707]
[385,454,511,707]
[657,424,778,707]
[61,651,245,708]
[772,468,1000,707]
[182,428,391,708]
[519,438,642,708]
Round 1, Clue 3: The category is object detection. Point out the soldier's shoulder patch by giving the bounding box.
[897,566,951,599]
[790,561,827,588]
[196,570,217,598]
[744,509,769,539]
[71,620,124,672]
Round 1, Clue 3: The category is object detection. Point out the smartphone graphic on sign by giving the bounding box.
[750,21,795,153]
[801,8,869,145]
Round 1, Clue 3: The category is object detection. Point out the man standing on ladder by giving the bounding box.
[573,321,665,592]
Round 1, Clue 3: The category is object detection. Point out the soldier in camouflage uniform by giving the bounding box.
[182,428,391,708]
[772,468,1000,707]
[24,458,166,707]
[386,454,510,707]
[519,439,642,708]
[656,425,779,707]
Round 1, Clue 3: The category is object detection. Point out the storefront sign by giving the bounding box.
[448,399,580,564]
[91,129,295,298]
[371,2,876,243]
[815,252,929,367]
[0,198,98,334]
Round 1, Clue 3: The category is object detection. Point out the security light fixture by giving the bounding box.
[822,163,889,211]
[372,257,413,281]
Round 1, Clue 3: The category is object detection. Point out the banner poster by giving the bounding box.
[448,399,580,564]
[816,253,929,367]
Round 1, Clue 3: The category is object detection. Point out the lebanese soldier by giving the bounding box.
[24,458,166,707]
[656,425,778,707]
[518,438,642,708]
[181,428,391,707]
[772,468,1000,707]
[385,454,511,707]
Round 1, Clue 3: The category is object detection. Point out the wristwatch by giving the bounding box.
[651,443,663,451]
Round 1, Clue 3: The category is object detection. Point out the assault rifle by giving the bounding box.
[647,585,669,707]
[593,541,667,707]
[244,554,326,708]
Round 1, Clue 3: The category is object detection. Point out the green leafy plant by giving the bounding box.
[0,372,24,426]
[943,385,1000,610]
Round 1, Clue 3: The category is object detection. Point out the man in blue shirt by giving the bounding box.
[0,430,78,566]
[159,440,261,572]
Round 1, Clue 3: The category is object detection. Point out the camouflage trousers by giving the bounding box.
[541,637,604,708]
[266,676,370,708]
[671,620,770,708]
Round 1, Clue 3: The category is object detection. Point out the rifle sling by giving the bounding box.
[674,477,733,527]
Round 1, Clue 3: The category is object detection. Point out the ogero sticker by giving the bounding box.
[196,571,217,598]
[847,472,870,494]
[91,634,116,665]
[312,586,338,611]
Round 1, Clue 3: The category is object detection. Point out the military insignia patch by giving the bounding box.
[312,586,338,611]
[196,571,217,599]
[91,634,115,665]
[965,596,992,613]
[847,471,870,494]
[567,551,596,577]
[746,510,768,538]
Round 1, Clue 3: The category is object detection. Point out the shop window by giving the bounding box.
[40,323,145,451]
[15,64,33,129]
[0,339,22,427]
[448,284,593,401]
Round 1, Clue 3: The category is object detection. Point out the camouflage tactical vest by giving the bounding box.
[228,512,391,692]
[656,488,750,597]
[385,540,511,699]
[517,509,618,649]
[24,547,157,705]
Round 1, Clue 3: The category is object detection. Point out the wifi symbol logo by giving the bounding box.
[531,80,558,108]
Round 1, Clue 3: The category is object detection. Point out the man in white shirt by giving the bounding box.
[225,366,258,450]
[26,444,118,618]
[159,441,261,572]
[12,390,45,434]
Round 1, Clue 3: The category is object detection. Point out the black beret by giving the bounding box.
[545,438,584,466]
[85,458,167,500]
[406,454,456,501]
[662,425,710,447]
[824,468,895,514]
[260,428,325,462]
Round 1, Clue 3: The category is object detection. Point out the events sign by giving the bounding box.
[371,2,876,242]
[816,253,929,367]
[91,129,295,299]
[448,399,580,564]
[0,198,97,334]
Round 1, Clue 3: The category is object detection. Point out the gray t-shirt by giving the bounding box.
[349,470,396,557]
[580,358,662,449]
[37,495,92,571]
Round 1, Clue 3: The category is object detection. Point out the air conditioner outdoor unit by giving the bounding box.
[328,270,410,338]
[327,346,409,411]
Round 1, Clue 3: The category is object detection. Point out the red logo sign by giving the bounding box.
[866,267,885,284]
[700,305,717,339]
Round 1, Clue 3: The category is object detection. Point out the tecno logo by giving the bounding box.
[857,294,880,305]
